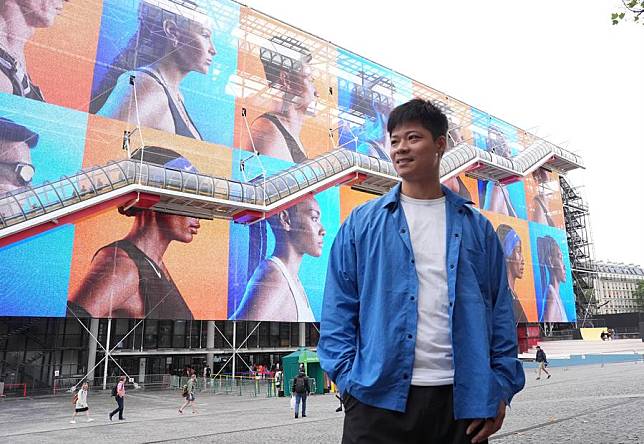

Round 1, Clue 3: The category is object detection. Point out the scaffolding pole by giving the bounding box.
[102,318,112,390]
[232,321,236,378]
[560,175,596,326]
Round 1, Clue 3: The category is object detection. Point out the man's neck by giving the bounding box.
[400,180,443,200]
[272,241,303,278]
[125,225,171,265]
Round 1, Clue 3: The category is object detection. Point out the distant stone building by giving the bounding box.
[594,261,644,314]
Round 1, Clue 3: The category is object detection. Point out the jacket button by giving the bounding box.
[449,264,455,269]
[454,233,459,238]
[410,296,415,301]
[449,302,453,307]
[403,373,409,379]
[411,259,415,264]
[401,228,406,234]
[407,334,413,339]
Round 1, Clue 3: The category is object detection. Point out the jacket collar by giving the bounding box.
[381,182,474,211]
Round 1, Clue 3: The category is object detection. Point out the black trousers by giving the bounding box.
[341,385,487,444]
[110,396,124,419]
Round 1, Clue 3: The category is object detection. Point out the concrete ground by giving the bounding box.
[1,361,643,443]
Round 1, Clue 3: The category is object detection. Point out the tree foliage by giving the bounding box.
[612,0,644,25]
[634,280,644,312]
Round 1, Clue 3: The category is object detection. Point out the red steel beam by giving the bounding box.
[233,172,368,224]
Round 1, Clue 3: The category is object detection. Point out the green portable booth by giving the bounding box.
[282,347,324,396]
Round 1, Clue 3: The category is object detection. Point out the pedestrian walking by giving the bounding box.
[275,368,284,397]
[318,99,525,444]
[535,346,551,380]
[292,371,310,419]
[179,373,198,414]
[202,365,210,389]
[70,382,94,423]
[109,375,126,421]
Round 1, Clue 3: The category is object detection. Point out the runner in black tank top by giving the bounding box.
[534,196,555,226]
[256,113,307,163]
[98,239,193,320]
[134,68,203,140]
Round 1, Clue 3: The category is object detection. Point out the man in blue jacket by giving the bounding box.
[318,99,525,443]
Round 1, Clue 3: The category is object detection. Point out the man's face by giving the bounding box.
[289,64,318,112]
[157,213,201,243]
[16,0,66,28]
[288,197,325,257]
[508,241,525,280]
[551,247,566,283]
[389,122,445,184]
[0,140,33,193]
[176,25,216,75]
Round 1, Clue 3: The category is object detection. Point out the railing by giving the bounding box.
[0,149,397,230]
[0,383,27,398]
[170,374,279,398]
[0,144,583,233]
[51,374,173,395]
[0,161,133,229]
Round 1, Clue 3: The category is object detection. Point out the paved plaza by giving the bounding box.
[1,361,643,443]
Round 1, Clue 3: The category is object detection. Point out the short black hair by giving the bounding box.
[387,98,448,140]
[0,117,39,148]
[496,223,513,244]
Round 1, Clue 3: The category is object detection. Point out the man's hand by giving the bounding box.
[466,401,506,443]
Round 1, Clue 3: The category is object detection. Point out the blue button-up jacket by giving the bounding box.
[318,184,525,419]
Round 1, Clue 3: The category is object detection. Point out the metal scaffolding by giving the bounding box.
[560,175,596,325]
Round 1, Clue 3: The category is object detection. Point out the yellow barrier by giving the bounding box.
[580,328,606,341]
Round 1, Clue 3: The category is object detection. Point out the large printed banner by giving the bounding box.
[0,0,575,322]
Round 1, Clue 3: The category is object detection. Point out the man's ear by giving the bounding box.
[163,20,180,47]
[436,134,447,158]
[278,209,291,232]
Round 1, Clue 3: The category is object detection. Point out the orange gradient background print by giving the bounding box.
[24,0,103,111]
[482,210,538,322]
[68,115,233,319]
[233,6,336,159]
[339,187,376,222]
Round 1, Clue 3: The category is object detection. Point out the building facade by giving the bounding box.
[0,0,584,395]
[594,262,644,314]
[0,318,318,395]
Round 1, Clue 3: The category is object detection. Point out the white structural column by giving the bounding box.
[138,358,146,384]
[86,318,99,385]
[102,318,112,390]
[299,322,306,347]
[206,321,215,370]
[232,321,237,377]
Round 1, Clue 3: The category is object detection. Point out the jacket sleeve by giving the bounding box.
[486,222,526,405]
[317,213,359,395]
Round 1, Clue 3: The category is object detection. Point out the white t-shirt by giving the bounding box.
[400,194,454,386]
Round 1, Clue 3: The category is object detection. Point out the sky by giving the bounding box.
[242,0,644,267]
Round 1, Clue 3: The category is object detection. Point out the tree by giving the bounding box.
[634,280,644,312]
[612,0,644,25]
